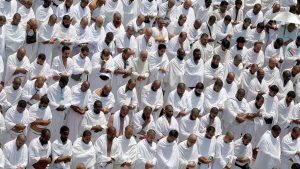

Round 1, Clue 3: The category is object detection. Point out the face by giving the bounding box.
[12,16,21,25]
[212,57,220,65]
[80,0,89,7]
[158,48,166,56]
[128,82,136,90]
[195,87,203,95]
[13,80,22,90]
[82,134,91,144]
[236,91,245,101]
[146,133,156,144]
[62,49,71,59]
[94,103,102,114]
[205,130,215,139]
[190,111,199,120]
[44,0,52,7]
[107,130,117,140]
[291,129,300,139]
[37,58,45,65]
[269,90,278,97]
[80,82,90,92]
[125,128,133,139]
[60,131,69,142]
[213,84,222,92]
[165,107,173,118]
[209,111,218,119]
[0,19,6,27]
[81,50,89,58]
[286,96,294,104]
[59,80,68,88]
[255,98,264,108]
[201,35,209,45]
[187,137,197,147]
[193,51,201,61]
[39,102,48,110]
[257,70,264,80]
[143,109,152,119]
[126,27,134,37]
[224,134,234,143]
[62,18,71,28]
[17,106,25,113]
[220,4,228,12]
[157,19,165,28]
[120,107,129,118]
[178,17,187,26]
[242,138,251,146]
[177,87,185,96]
[167,136,177,143]
[271,130,281,138]
[41,133,51,144]
[233,57,242,66]
[16,137,26,149]
[140,54,148,62]
[24,0,32,8]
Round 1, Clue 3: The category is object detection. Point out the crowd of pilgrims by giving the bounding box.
[1,0,300,168]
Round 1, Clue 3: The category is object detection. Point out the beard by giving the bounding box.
[62,22,70,28]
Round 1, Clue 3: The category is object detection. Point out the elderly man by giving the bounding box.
[89,16,106,53]
[71,130,96,169]
[94,127,121,169]
[21,77,48,106]
[263,58,281,87]
[73,17,92,55]
[134,129,157,169]
[28,129,52,169]
[66,81,91,142]
[244,41,265,68]
[4,48,30,86]
[115,26,137,54]
[81,100,107,142]
[247,68,268,101]
[132,51,150,101]
[135,28,157,55]
[105,12,125,38]
[140,80,163,120]
[4,100,29,143]
[3,134,28,169]
[51,126,72,169]
[23,18,39,62]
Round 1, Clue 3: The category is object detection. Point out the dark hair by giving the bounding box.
[37,53,46,60]
[62,46,70,52]
[168,130,179,138]
[271,125,281,132]
[206,126,215,133]
[287,91,296,98]
[81,46,89,53]
[60,125,69,133]
[158,43,167,50]
[17,100,27,108]
[40,96,50,104]
[269,85,279,93]
[221,39,230,49]
[82,130,92,137]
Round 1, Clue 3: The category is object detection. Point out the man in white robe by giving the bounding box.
[277,91,295,137]
[247,68,268,101]
[114,79,138,117]
[4,77,23,106]
[71,130,96,169]
[134,129,157,169]
[18,0,35,24]
[0,0,17,22]
[35,0,53,25]
[264,39,284,66]
[27,96,52,144]
[233,133,252,169]
[263,57,281,86]
[27,54,51,81]
[212,131,235,169]
[213,39,230,64]
[3,134,28,169]
[90,49,114,90]
[192,33,214,62]
[148,44,169,86]
[28,129,52,169]
[135,28,157,55]
[203,55,224,87]
[65,81,91,142]
[71,0,91,24]
[52,15,76,57]
[140,80,163,120]
[244,42,264,68]
[155,105,179,139]
[0,87,10,113]
[51,126,72,169]
[167,32,190,60]
[196,126,216,169]
[50,46,74,85]
[4,13,26,59]
[120,0,138,25]
[21,77,48,106]
[0,112,5,146]
[4,48,30,86]
[245,4,264,27]
[167,15,188,39]
[254,125,281,169]
[231,19,251,46]
[4,100,29,143]
[224,55,243,86]
[132,51,150,101]
[188,82,204,113]
[73,17,92,55]
[167,83,190,118]
[88,84,115,120]
[203,79,227,114]
[157,0,176,25]
[139,0,157,27]
[199,107,222,136]
[81,100,107,142]
[115,26,137,55]
[281,36,300,71]
[280,127,300,169]
[171,0,195,27]
[55,0,74,22]
[107,105,130,136]
[69,46,92,87]
[97,32,116,56]
[179,108,200,142]
[223,72,238,98]
[164,48,186,98]
[178,134,198,169]
[94,127,121,169]
[183,49,204,88]
[223,89,249,139]
[215,16,233,44]
[133,106,156,140]
[155,130,180,169]
[152,17,169,44]
[187,20,202,44]
[246,23,265,49]
[114,125,137,169]
[111,48,134,96]
[105,12,125,39]
[47,76,72,141]
[239,64,257,91]
[127,15,146,36]
[89,16,106,54]
[23,19,38,63]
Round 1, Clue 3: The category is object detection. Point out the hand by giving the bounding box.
[63,155,72,162]
[296,151,300,157]
[49,38,57,44]
[145,161,155,169]
[159,67,166,73]
[84,70,89,74]
[256,111,262,117]
[56,105,65,111]
[92,125,103,132]
[15,123,26,130]
[187,161,196,168]
[32,94,41,100]
[177,112,186,118]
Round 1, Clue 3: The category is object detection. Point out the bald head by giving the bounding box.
[151,80,161,91]
[226,72,235,84]
[95,16,104,27]
[28,19,38,30]
[187,133,197,147]
[80,16,89,28]
[35,77,45,88]
[76,163,86,169]
[17,48,26,61]
[268,57,277,69]
[224,131,235,143]
[16,134,27,149]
